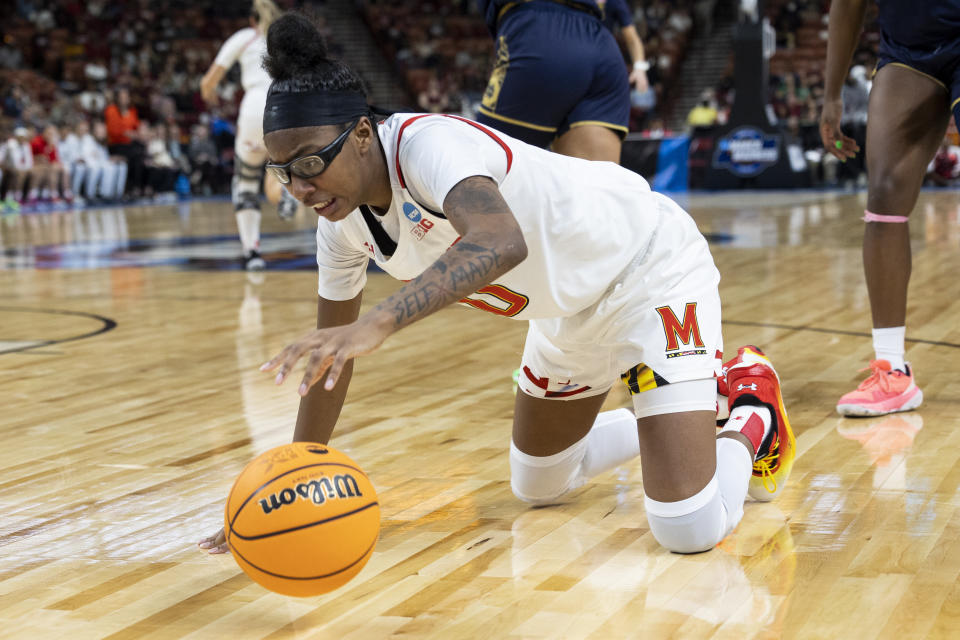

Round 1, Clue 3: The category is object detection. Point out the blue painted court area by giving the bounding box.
[1,227,320,271]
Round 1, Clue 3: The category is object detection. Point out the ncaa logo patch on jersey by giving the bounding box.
[402,202,422,222]
[403,201,435,240]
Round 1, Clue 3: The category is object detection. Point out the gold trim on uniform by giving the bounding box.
[476,105,559,132]
[885,62,948,92]
[569,120,630,134]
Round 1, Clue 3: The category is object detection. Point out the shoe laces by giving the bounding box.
[857,360,895,393]
[753,435,780,494]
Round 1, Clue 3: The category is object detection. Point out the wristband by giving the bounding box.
[633,60,650,72]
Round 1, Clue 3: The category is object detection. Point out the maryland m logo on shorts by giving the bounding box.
[655,302,707,359]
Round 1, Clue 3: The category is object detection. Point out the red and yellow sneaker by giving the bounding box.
[718,345,770,397]
[726,353,795,502]
[717,346,769,423]
[836,360,922,417]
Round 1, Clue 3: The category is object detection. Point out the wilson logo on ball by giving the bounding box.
[259,474,363,514]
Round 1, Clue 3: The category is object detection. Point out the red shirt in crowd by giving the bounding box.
[30,135,58,162]
[104,103,140,145]
[934,148,958,179]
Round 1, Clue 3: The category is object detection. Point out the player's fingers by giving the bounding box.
[324,352,349,391]
[260,342,300,373]
[272,342,313,384]
[198,528,225,549]
[833,137,859,160]
[207,541,230,554]
[259,354,281,372]
[299,349,334,395]
[841,134,860,155]
[824,140,846,161]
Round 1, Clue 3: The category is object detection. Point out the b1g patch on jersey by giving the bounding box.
[656,302,707,359]
[403,202,435,241]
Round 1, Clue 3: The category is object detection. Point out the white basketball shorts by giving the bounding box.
[517,193,723,413]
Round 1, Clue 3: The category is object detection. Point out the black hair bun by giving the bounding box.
[264,13,329,81]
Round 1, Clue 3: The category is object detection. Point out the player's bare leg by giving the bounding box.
[837,64,949,416]
[511,390,609,456]
[864,64,950,329]
[552,124,622,163]
[636,410,719,502]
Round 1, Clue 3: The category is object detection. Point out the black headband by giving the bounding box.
[263,90,369,134]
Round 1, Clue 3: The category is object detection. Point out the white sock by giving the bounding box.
[716,436,752,518]
[720,405,772,459]
[873,326,906,371]
[235,209,262,254]
[581,408,640,478]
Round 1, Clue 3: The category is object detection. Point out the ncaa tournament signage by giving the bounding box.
[713,127,780,177]
[697,16,809,190]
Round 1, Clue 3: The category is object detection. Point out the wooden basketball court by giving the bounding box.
[3,188,960,638]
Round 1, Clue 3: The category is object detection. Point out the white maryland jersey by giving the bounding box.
[315,113,665,321]
[214,27,270,92]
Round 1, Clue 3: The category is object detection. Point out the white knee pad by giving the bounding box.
[632,378,717,419]
[510,439,588,506]
[510,408,641,506]
[645,474,731,554]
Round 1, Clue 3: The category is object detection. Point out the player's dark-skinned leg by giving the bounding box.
[552,125,622,164]
[863,65,951,329]
[638,411,729,502]
[512,390,609,456]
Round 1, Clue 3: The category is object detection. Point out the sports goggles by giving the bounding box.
[265,119,359,184]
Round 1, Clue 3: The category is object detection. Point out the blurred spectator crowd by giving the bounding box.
[0,0,308,213]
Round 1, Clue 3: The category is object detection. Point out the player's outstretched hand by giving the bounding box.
[261,317,389,395]
[820,98,859,161]
[198,527,229,554]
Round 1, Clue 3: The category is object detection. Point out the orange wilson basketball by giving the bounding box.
[225,442,380,597]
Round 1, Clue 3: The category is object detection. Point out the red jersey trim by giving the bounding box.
[522,366,591,398]
[393,114,514,190]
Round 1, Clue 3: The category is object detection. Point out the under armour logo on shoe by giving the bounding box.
[737,382,758,391]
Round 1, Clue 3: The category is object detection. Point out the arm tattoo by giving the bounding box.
[387,241,505,326]
[374,176,526,330]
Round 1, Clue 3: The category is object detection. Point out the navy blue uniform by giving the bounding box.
[476,0,630,148]
[875,0,960,125]
[600,0,633,32]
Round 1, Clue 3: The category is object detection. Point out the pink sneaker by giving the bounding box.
[836,360,922,417]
